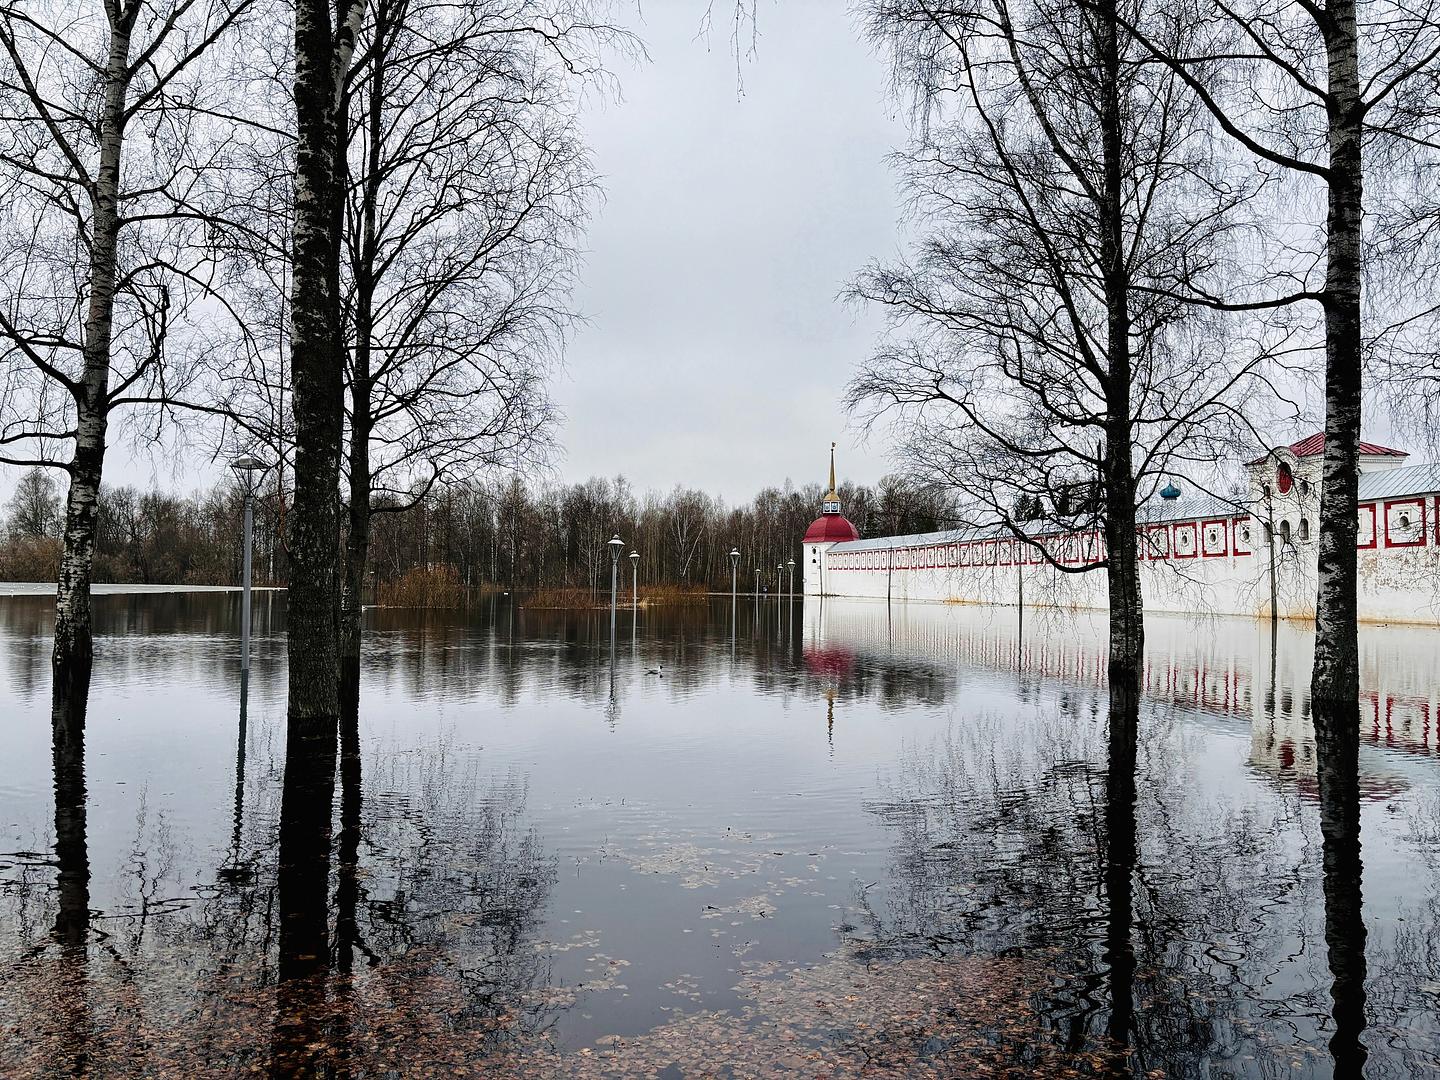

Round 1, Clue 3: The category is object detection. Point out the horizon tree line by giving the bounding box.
[0,464,957,593]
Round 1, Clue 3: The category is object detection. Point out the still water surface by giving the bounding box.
[1,593,1437,1077]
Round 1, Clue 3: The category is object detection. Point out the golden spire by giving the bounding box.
[823,442,841,512]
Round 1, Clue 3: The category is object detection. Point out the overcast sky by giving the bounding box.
[0,2,907,505]
[558,1,907,504]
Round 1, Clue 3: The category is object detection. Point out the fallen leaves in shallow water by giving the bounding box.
[1,943,1116,1078]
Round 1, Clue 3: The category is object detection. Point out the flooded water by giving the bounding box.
[1,592,1437,1077]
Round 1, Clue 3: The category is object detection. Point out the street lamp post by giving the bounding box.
[786,558,795,604]
[608,535,625,638]
[230,455,270,674]
[729,549,740,604]
[776,563,784,599]
[630,550,639,609]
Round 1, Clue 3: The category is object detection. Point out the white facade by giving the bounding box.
[803,451,1440,626]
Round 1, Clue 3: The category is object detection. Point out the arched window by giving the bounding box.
[1279,520,1292,544]
[1298,518,1310,542]
[1276,462,1294,495]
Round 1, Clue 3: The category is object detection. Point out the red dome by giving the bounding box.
[803,514,859,543]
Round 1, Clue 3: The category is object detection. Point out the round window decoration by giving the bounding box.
[1276,462,1293,495]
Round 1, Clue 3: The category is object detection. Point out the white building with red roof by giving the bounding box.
[802,434,1440,625]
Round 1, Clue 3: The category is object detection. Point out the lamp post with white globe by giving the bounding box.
[629,549,639,609]
[230,455,270,674]
[608,535,625,637]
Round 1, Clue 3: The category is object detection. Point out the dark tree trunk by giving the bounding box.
[339,12,384,737]
[1312,0,1364,707]
[1313,698,1369,1075]
[1102,662,1139,1066]
[53,14,133,671]
[51,657,93,952]
[275,0,352,1018]
[51,655,94,1074]
[1097,0,1143,680]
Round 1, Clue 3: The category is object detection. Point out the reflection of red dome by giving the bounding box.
[804,646,855,680]
[804,515,859,543]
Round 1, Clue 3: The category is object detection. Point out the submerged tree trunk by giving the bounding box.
[1313,698,1369,1074]
[1102,660,1139,1066]
[1312,0,1364,707]
[52,15,133,670]
[51,657,93,953]
[50,654,94,1075]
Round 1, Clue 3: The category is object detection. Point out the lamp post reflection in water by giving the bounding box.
[218,670,254,886]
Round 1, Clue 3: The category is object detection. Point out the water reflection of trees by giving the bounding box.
[860,683,1440,1078]
[1,673,559,1074]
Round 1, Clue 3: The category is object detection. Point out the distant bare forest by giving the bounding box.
[0,468,954,594]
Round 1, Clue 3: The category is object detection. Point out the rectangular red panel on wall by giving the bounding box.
[1173,522,1198,559]
[1200,519,1228,558]
[1383,499,1427,548]
[1232,517,1254,557]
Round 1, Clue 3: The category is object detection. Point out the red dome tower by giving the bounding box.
[804,443,859,543]
[803,445,859,597]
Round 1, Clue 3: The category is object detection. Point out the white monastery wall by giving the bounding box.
[805,492,1440,626]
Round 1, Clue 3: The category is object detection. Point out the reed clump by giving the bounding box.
[376,565,486,608]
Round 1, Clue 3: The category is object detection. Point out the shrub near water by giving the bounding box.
[376,565,479,608]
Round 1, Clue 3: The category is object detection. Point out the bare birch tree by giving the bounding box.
[0,0,254,670]
[336,0,623,690]
[1117,0,1440,705]
[849,0,1282,685]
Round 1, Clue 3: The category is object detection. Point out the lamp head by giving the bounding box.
[230,454,270,492]
[629,550,639,562]
[729,548,740,567]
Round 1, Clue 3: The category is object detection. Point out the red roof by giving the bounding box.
[1247,432,1407,465]
[803,514,859,544]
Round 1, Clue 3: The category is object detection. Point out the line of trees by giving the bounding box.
[0,464,955,592]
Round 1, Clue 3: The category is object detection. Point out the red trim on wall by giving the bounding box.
[1383,498,1427,548]
[1200,518,1229,558]
[1173,522,1197,559]
[1232,517,1253,557]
